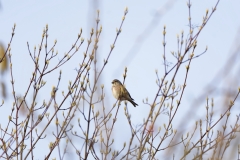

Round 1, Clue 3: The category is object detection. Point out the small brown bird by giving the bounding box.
[111,79,138,107]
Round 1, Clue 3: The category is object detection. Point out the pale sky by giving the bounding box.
[1,0,240,159]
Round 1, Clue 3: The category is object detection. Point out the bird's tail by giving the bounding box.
[130,100,138,107]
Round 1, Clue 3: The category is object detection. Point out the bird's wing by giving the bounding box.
[125,88,134,100]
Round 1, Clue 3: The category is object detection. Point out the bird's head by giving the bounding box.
[112,79,122,85]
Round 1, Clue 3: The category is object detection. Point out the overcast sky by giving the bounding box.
[1,0,240,159]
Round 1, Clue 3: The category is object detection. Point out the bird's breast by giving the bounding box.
[112,86,119,99]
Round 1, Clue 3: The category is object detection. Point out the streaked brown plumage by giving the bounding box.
[111,79,138,107]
